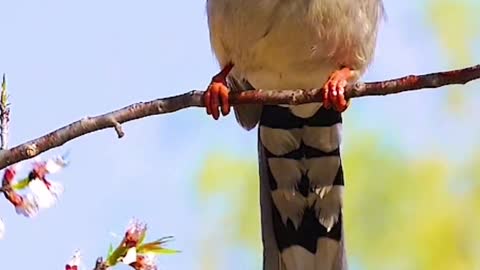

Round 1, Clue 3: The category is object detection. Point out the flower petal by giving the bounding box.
[0,218,5,239]
[15,194,39,217]
[28,179,63,209]
[132,253,158,270]
[45,155,68,174]
[125,219,147,247]
[122,247,138,265]
[143,253,157,267]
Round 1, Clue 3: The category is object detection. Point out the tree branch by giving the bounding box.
[0,64,478,170]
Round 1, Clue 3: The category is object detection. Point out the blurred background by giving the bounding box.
[0,0,479,269]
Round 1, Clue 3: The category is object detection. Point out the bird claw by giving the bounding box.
[204,81,230,120]
[322,68,352,112]
[204,64,234,120]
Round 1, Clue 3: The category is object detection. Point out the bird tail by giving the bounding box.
[258,105,347,270]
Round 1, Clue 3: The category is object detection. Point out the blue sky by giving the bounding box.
[0,1,479,269]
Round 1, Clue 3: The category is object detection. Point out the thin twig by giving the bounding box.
[0,64,478,171]
[0,74,10,150]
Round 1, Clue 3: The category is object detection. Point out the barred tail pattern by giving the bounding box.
[258,105,347,270]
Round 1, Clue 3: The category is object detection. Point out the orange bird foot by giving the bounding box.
[322,67,354,112]
[204,63,234,120]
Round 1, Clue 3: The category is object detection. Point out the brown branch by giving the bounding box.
[0,64,478,171]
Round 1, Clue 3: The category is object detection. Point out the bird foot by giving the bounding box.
[204,63,234,120]
[322,67,353,112]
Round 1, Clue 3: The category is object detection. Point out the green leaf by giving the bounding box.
[144,247,180,255]
[1,74,5,92]
[137,237,180,255]
[137,244,180,255]
[107,243,114,258]
[12,177,30,190]
[138,229,147,245]
[106,243,128,267]
[1,74,7,107]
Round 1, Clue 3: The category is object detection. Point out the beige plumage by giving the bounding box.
[205,1,384,269]
[207,0,384,124]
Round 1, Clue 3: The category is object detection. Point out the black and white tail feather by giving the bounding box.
[232,76,347,270]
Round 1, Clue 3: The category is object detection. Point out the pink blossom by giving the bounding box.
[124,219,147,248]
[130,253,158,270]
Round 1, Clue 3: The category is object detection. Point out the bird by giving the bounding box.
[204,1,384,269]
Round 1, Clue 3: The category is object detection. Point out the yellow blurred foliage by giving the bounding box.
[426,0,480,113]
[197,152,261,270]
[196,132,480,269]
[427,0,478,65]
[344,134,479,269]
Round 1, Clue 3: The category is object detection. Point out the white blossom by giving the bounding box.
[122,247,138,265]
[142,253,157,270]
[28,179,63,209]
[15,193,39,217]
[44,155,68,174]
[0,218,5,239]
